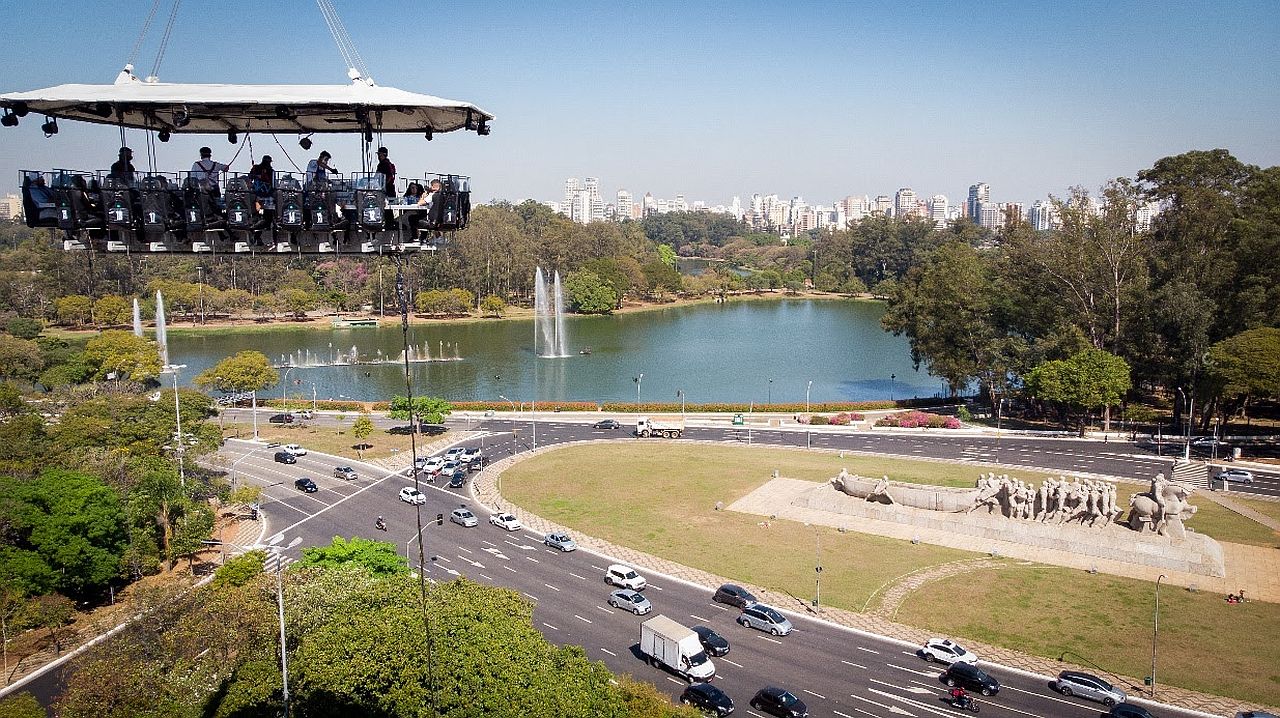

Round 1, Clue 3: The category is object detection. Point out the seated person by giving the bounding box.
[403,182,424,205]
[249,156,276,214]
[109,147,136,184]
[26,173,59,222]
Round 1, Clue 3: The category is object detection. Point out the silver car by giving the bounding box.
[737,603,793,636]
[1052,670,1126,708]
[607,589,652,615]
[450,508,478,527]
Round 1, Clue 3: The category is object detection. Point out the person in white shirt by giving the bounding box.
[191,147,229,194]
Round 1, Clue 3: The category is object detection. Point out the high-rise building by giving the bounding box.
[1002,202,1024,226]
[0,194,21,221]
[1030,200,1060,230]
[841,195,869,222]
[894,188,917,219]
[1135,201,1159,232]
[928,194,948,224]
[616,190,633,220]
[563,178,580,220]
[967,183,989,219]
[643,192,657,217]
[979,203,1004,230]
[730,196,743,221]
[872,195,893,216]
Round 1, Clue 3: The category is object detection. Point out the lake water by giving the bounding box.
[168,299,940,404]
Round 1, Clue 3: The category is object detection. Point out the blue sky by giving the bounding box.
[1,0,1277,208]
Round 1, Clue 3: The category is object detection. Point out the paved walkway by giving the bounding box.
[471,441,1275,717]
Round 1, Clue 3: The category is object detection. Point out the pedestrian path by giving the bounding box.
[470,441,1272,718]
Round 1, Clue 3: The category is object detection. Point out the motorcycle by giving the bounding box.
[948,695,979,713]
[375,518,387,532]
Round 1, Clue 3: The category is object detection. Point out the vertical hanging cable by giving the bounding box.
[149,0,183,80]
[315,0,371,81]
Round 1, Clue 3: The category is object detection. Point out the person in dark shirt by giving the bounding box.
[375,146,396,197]
[249,155,275,199]
[109,147,136,184]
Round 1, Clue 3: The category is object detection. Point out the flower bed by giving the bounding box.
[875,410,961,429]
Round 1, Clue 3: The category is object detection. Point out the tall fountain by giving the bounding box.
[155,291,170,367]
[132,298,143,337]
[534,267,569,358]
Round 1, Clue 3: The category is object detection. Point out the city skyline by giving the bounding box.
[1,1,1277,206]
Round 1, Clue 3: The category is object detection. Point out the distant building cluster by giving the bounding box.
[549,178,1161,236]
[0,193,21,221]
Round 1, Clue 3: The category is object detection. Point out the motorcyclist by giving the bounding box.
[949,686,970,707]
[375,516,386,531]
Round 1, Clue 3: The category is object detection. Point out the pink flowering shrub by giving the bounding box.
[876,410,961,429]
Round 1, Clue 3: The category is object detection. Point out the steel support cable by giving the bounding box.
[149,0,183,80]
[315,0,356,73]
[126,0,163,68]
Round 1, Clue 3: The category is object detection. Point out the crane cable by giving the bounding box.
[125,0,163,69]
[149,0,183,81]
[315,0,371,82]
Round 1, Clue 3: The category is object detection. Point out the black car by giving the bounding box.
[691,625,730,657]
[680,682,734,716]
[713,583,757,608]
[1109,706,1156,718]
[269,413,295,424]
[293,477,318,493]
[941,662,1000,696]
[274,451,297,464]
[448,470,466,488]
[749,687,807,718]
[593,419,621,429]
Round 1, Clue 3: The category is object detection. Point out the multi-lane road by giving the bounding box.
[208,416,1254,718]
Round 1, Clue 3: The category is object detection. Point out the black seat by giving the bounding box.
[20,174,60,229]
[225,177,269,232]
[100,177,141,232]
[55,177,105,232]
[140,176,185,233]
[274,176,305,231]
[303,181,349,231]
[183,178,226,232]
[355,187,386,232]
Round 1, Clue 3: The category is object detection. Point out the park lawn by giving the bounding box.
[1234,494,1280,528]
[502,443,979,611]
[895,564,1280,707]
[1184,498,1280,548]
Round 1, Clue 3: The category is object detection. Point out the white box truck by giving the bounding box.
[640,615,715,682]
[636,416,684,439]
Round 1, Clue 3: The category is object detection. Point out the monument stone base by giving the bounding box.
[797,483,1225,578]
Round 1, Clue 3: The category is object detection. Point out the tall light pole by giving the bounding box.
[677,389,685,417]
[634,373,644,404]
[498,394,516,413]
[767,378,773,406]
[995,397,1006,463]
[251,389,259,440]
[267,535,303,718]
[1150,574,1167,699]
[311,382,317,413]
[890,373,896,403]
[282,367,295,408]
[1175,387,1193,461]
[804,522,823,608]
[805,380,812,413]
[196,265,205,325]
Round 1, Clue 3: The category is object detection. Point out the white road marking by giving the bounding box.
[666,677,683,685]
[842,659,868,669]
[721,658,744,668]
[600,647,616,656]
[856,646,880,654]
[435,555,452,563]
[649,584,663,591]
[541,622,558,630]
[458,546,472,553]
[758,635,783,645]
[574,614,592,624]
[481,540,497,547]
[709,603,730,611]
[525,556,540,563]
[504,565,517,573]
[596,605,615,614]
[543,583,560,592]
[849,691,917,717]
[569,572,588,581]
[523,592,538,601]
[478,574,492,581]
[690,614,711,623]
[802,689,827,700]
[887,663,939,678]
[1000,684,1087,710]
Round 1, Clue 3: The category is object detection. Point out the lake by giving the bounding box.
[168,299,940,404]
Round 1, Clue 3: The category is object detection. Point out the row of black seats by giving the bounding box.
[22,174,471,236]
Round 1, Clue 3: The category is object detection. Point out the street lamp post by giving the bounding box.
[311,383,317,413]
[804,523,823,609]
[1175,388,1193,462]
[890,374,896,403]
[267,536,302,718]
[251,389,259,439]
[1150,574,1167,699]
[634,373,643,404]
[995,397,1007,463]
[767,379,772,406]
[282,367,295,408]
[498,394,516,413]
[805,380,812,413]
[165,364,188,486]
[677,389,685,417]
[196,266,205,325]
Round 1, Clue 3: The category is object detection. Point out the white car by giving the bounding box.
[1218,468,1254,484]
[489,512,522,531]
[450,508,478,527]
[418,457,445,478]
[604,564,647,591]
[921,638,978,665]
[283,443,307,456]
[398,487,426,505]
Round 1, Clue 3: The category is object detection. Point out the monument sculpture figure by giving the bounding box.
[1128,473,1199,540]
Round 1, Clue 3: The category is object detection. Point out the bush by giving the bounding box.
[956,406,972,422]
[5,317,42,340]
[876,410,961,429]
[809,414,829,426]
[212,551,266,589]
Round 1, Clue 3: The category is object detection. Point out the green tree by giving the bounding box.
[92,295,132,327]
[30,593,74,654]
[564,270,618,314]
[275,288,318,320]
[54,295,94,327]
[0,691,44,718]
[0,382,23,417]
[0,335,43,383]
[1025,348,1131,432]
[351,412,374,457]
[1205,327,1280,420]
[194,350,278,397]
[656,243,677,267]
[480,294,507,317]
[212,550,266,589]
[298,537,408,576]
[642,261,682,295]
[5,317,42,340]
[0,470,130,597]
[389,395,452,429]
[83,330,162,383]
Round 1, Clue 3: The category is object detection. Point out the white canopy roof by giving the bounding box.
[0,71,494,135]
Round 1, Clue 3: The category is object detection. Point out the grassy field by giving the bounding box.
[501,444,977,610]
[1185,497,1280,548]
[894,563,1280,707]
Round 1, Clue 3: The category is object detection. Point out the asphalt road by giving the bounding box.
[213,425,1220,718]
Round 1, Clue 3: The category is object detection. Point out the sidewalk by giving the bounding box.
[470,440,1272,718]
